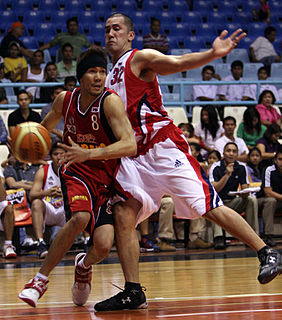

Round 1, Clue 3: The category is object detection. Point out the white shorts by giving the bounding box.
[0,200,8,232]
[43,201,66,227]
[114,127,223,225]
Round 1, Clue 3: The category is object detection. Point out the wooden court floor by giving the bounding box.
[1,246,282,319]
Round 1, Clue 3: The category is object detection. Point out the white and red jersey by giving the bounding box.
[62,87,119,186]
[42,163,64,209]
[106,49,174,153]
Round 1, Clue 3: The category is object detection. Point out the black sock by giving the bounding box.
[125,282,141,290]
[257,245,270,255]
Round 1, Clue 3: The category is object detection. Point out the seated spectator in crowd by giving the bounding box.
[139,218,160,252]
[190,142,204,163]
[243,66,279,101]
[253,0,271,24]
[34,62,58,104]
[64,76,77,91]
[29,143,66,259]
[237,107,267,149]
[8,89,41,137]
[41,86,64,143]
[39,17,91,61]
[192,65,220,101]
[218,60,248,101]
[256,123,281,168]
[209,142,259,249]
[255,90,282,127]
[249,26,280,73]
[205,149,222,176]
[0,56,15,101]
[0,22,33,59]
[247,147,276,247]
[26,50,45,101]
[143,17,169,54]
[56,43,77,82]
[257,146,282,246]
[195,106,224,159]
[215,116,249,162]
[0,114,8,145]
[4,42,27,84]
[178,122,203,146]
[0,170,16,258]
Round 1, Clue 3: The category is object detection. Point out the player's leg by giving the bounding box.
[94,198,148,312]
[1,204,17,258]
[72,223,114,306]
[19,211,90,307]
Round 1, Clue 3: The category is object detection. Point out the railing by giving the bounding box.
[0,80,281,116]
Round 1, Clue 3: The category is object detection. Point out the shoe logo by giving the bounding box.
[269,256,276,263]
[121,297,131,304]
[174,159,184,168]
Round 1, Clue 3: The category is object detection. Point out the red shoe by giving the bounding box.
[18,277,48,307]
[3,244,17,259]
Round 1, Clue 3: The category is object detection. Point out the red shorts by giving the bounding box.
[59,168,113,236]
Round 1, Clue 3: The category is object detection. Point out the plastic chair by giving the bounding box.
[34,22,57,38]
[63,0,87,11]
[1,11,18,26]
[185,68,202,80]
[248,23,265,38]
[11,0,34,11]
[192,106,202,126]
[38,0,61,11]
[165,107,188,126]
[270,63,282,79]
[215,63,231,79]
[171,48,192,55]
[49,10,71,23]
[116,0,138,12]
[181,12,202,25]
[193,23,218,37]
[183,36,207,52]
[23,10,45,24]
[169,23,191,38]
[226,48,250,64]
[207,12,227,24]
[21,36,38,49]
[142,0,163,13]
[224,106,247,130]
[243,62,264,79]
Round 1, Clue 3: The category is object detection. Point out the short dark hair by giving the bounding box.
[190,142,201,152]
[150,17,160,25]
[51,85,64,95]
[64,76,77,85]
[67,17,78,26]
[258,89,276,104]
[107,13,134,31]
[208,149,221,161]
[264,123,281,143]
[202,65,215,74]
[257,66,269,76]
[223,116,236,126]
[17,89,29,99]
[44,62,57,73]
[50,142,64,156]
[248,147,262,158]
[62,42,73,52]
[265,26,276,37]
[275,145,282,159]
[77,45,107,67]
[223,142,238,152]
[231,60,243,69]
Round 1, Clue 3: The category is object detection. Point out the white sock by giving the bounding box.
[38,238,44,243]
[4,240,12,246]
[78,256,89,269]
[0,200,8,212]
[35,272,48,281]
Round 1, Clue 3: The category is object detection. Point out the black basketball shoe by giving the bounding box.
[94,284,147,311]
[258,246,282,284]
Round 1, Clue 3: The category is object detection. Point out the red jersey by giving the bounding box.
[62,87,119,186]
[105,49,174,152]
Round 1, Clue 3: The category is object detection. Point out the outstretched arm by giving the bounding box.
[133,29,246,78]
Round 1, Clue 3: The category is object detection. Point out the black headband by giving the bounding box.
[76,54,107,82]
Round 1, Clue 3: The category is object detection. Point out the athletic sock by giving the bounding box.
[125,282,141,291]
[78,256,90,269]
[35,272,48,281]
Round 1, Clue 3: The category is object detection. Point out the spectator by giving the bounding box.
[206,149,222,176]
[0,56,15,101]
[190,142,204,163]
[41,86,64,143]
[255,90,282,127]
[0,22,33,59]
[178,122,203,146]
[34,62,58,104]
[8,89,41,137]
[56,43,77,82]
[29,143,66,259]
[249,26,280,73]
[243,66,279,101]
[192,65,220,101]
[39,17,91,61]
[64,76,77,91]
[195,106,224,159]
[0,115,8,145]
[0,170,16,258]
[257,146,282,246]
[209,142,259,249]
[237,107,267,149]
[139,219,160,252]
[218,60,248,101]
[253,0,271,24]
[215,116,249,162]
[247,147,276,247]
[143,17,169,54]
[256,123,281,167]
[26,50,45,101]
[4,42,27,84]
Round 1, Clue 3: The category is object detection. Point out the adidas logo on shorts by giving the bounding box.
[174,159,184,168]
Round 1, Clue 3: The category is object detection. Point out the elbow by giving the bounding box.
[127,139,137,157]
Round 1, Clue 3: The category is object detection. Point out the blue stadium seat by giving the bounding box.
[48,10,71,24]
[185,68,202,80]
[193,0,213,15]
[79,11,99,24]
[226,48,250,64]
[63,0,87,11]
[23,10,45,24]
[142,0,162,14]
[21,36,38,49]
[248,23,265,38]
[243,63,264,79]
[166,0,189,13]
[38,0,61,11]
[34,22,57,38]
[171,48,192,55]
[169,23,191,38]
[270,63,282,79]
[238,36,255,50]
[154,11,178,24]
[207,12,227,24]
[132,35,143,50]
[0,11,18,26]
[167,35,181,50]
[193,23,219,37]
[215,63,231,79]
[181,12,202,25]
[11,0,34,12]
[87,22,104,38]
[183,36,206,51]
[230,12,252,25]
[116,0,138,12]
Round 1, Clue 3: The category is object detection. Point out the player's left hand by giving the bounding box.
[212,29,246,58]
[58,137,90,168]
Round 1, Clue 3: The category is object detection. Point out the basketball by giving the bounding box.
[11,122,51,163]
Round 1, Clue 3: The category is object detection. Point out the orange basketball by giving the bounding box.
[11,122,51,163]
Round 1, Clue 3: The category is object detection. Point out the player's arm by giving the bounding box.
[41,91,66,132]
[133,29,246,77]
[264,186,282,201]
[58,93,137,166]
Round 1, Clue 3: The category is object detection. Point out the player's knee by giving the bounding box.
[113,202,137,226]
[3,205,14,221]
[70,212,90,231]
[31,199,43,211]
[95,240,112,258]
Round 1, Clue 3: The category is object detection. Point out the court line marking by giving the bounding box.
[156,309,282,317]
[2,292,282,307]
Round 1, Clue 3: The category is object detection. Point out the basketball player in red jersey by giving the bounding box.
[93,13,282,311]
[18,46,137,307]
